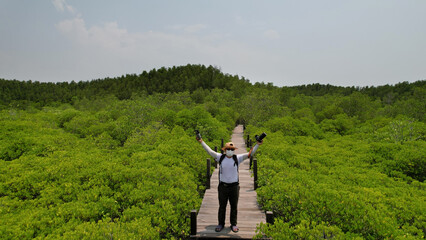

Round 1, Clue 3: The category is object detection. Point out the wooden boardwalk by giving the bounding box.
[191,125,266,239]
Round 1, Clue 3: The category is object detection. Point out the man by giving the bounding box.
[197,136,262,233]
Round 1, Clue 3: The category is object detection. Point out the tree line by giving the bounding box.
[1,65,246,106]
[1,64,424,109]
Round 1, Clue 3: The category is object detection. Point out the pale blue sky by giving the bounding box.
[1,0,425,87]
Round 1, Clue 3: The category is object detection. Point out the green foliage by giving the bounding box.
[63,114,99,138]
[315,104,344,122]
[287,94,313,112]
[256,219,349,240]
[216,107,240,130]
[385,118,425,142]
[0,66,424,239]
[369,141,426,182]
[338,91,378,121]
[254,128,425,239]
[56,108,80,128]
[0,97,232,239]
[319,114,356,135]
[58,218,158,240]
[264,116,324,139]
[0,138,33,161]
[175,105,229,142]
[293,107,316,122]
[237,89,289,126]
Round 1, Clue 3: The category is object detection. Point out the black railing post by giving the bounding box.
[246,134,250,146]
[191,210,197,235]
[250,155,253,169]
[214,147,218,168]
[221,139,224,154]
[206,158,211,189]
[266,211,274,224]
[253,158,258,190]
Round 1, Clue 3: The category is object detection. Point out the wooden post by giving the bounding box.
[206,158,211,189]
[214,147,218,168]
[221,139,224,154]
[266,211,274,224]
[190,210,197,235]
[253,158,258,190]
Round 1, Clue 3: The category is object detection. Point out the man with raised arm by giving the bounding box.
[197,136,262,233]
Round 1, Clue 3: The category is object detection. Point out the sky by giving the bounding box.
[1,0,425,87]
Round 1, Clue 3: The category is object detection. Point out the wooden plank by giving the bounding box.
[193,125,266,239]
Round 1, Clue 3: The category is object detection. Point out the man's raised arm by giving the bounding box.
[198,138,220,160]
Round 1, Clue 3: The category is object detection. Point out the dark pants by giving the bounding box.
[218,182,240,226]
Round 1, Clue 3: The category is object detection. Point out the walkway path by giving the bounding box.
[192,125,266,239]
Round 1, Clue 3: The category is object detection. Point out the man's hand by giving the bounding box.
[197,137,203,143]
[257,140,263,145]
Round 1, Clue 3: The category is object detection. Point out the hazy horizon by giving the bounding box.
[1,0,425,87]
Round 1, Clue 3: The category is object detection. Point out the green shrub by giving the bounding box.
[0,138,33,161]
[255,124,425,239]
[264,116,324,139]
[0,103,208,239]
[56,108,80,128]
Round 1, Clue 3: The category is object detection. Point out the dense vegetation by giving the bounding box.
[1,65,425,239]
[0,93,235,239]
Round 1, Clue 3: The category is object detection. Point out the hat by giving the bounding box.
[222,142,238,151]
